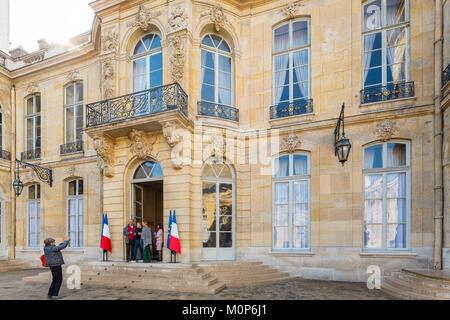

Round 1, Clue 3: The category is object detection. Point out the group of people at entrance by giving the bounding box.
[124,219,163,262]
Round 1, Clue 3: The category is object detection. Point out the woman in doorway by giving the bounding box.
[131,222,143,262]
[155,224,163,262]
[141,221,152,263]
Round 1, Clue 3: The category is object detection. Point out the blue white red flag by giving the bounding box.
[169,210,181,254]
[100,213,112,253]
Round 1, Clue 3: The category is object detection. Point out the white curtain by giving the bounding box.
[293,50,309,99]
[386,0,405,26]
[363,34,377,87]
[386,28,406,83]
[293,180,309,249]
[133,58,147,92]
[293,155,308,175]
[364,147,376,169]
[274,182,289,249]
[386,173,406,248]
[275,156,289,177]
[387,143,406,167]
[274,25,290,53]
[274,54,289,104]
[292,21,309,48]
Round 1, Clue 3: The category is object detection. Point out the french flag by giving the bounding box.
[100,213,112,253]
[168,210,181,254]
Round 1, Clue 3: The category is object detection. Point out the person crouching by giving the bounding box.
[43,237,70,299]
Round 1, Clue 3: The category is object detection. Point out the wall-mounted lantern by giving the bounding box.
[334,103,352,165]
[12,159,53,197]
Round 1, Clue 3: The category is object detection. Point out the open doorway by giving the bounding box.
[131,161,163,261]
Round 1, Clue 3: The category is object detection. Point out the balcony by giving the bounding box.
[21,148,41,161]
[360,81,415,105]
[197,101,239,122]
[0,150,11,161]
[443,64,450,88]
[60,141,83,155]
[86,83,188,136]
[270,99,313,120]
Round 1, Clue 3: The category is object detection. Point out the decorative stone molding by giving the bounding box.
[168,6,189,33]
[281,134,301,153]
[101,29,119,53]
[101,58,115,99]
[128,5,162,32]
[374,120,399,141]
[65,166,76,178]
[129,129,157,160]
[93,135,115,177]
[162,122,184,169]
[26,83,39,94]
[208,134,226,158]
[0,56,5,67]
[280,1,304,19]
[167,34,186,83]
[200,4,229,32]
[66,70,81,82]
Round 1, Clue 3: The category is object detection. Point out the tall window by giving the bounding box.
[67,179,84,247]
[0,107,3,151]
[273,20,310,108]
[25,94,41,153]
[133,34,163,91]
[201,35,233,107]
[363,141,410,250]
[28,184,40,248]
[64,82,83,144]
[272,153,310,250]
[362,0,410,89]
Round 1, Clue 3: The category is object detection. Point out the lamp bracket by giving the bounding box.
[334,103,346,156]
[15,159,53,187]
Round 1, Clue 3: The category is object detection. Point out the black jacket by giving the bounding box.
[44,240,70,267]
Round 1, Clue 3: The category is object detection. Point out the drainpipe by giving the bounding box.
[433,0,444,270]
[10,84,16,260]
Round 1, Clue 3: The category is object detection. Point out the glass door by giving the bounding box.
[132,185,144,223]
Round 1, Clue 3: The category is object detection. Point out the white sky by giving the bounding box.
[10,0,94,52]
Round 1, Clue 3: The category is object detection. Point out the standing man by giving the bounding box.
[123,219,135,262]
[43,237,70,299]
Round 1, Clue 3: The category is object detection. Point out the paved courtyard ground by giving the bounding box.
[0,269,392,300]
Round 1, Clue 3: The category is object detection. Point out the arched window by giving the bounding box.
[132,34,163,91]
[201,35,233,107]
[272,153,310,250]
[27,184,40,248]
[67,179,84,247]
[64,81,83,147]
[273,20,311,112]
[363,141,410,250]
[25,94,41,159]
[133,161,163,181]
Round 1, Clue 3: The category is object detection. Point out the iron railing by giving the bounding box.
[270,99,313,120]
[0,149,11,161]
[443,64,450,88]
[60,141,83,155]
[197,101,239,122]
[360,81,415,104]
[21,148,41,161]
[86,83,188,128]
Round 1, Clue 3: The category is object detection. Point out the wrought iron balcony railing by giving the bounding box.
[443,64,450,88]
[197,101,239,122]
[60,141,83,155]
[270,99,313,120]
[86,83,188,128]
[0,149,11,161]
[21,148,41,161]
[360,81,415,104]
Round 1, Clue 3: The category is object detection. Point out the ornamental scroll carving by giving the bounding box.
[168,6,189,33]
[162,122,184,169]
[129,129,158,160]
[93,135,115,177]
[200,4,229,32]
[207,134,226,159]
[281,134,301,153]
[128,5,161,32]
[280,1,305,19]
[26,83,39,94]
[374,120,399,141]
[168,34,186,83]
[66,70,81,82]
[102,58,115,99]
[101,30,119,53]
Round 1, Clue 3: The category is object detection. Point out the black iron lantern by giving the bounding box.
[12,159,53,197]
[334,103,352,165]
[13,178,24,196]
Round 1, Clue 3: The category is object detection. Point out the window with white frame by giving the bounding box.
[64,82,83,144]
[201,34,233,107]
[132,34,163,92]
[27,184,40,248]
[273,19,310,107]
[362,0,410,89]
[363,141,410,250]
[25,94,41,152]
[67,179,83,247]
[272,153,310,250]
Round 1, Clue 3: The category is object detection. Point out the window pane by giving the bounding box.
[292,21,309,48]
[202,182,216,238]
[35,95,41,113]
[201,84,215,102]
[150,70,163,88]
[36,185,40,199]
[150,52,163,70]
[65,85,74,105]
[386,0,406,26]
[274,24,289,53]
[210,35,222,48]
[134,40,146,55]
[66,107,75,143]
[363,0,382,31]
[29,185,35,200]
[364,175,383,199]
[364,144,383,169]
[151,163,163,177]
[150,35,161,50]
[218,40,231,53]
[274,155,289,177]
[387,143,406,167]
[76,83,84,102]
[69,181,76,196]
[274,227,289,249]
[219,232,232,247]
[27,97,34,115]
[293,226,309,249]
[364,224,383,248]
[201,50,215,68]
[219,55,231,74]
[293,155,308,175]
[202,35,214,48]
[78,180,84,195]
[364,67,382,87]
[203,68,215,86]
[386,223,406,248]
[364,175,383,224]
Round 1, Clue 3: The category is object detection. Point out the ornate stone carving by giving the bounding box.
[65,166,76,178]
[66,70,80,82]
[162,122,184,169]
[0,56,6,67]
[26,83,39,94]
[101,30,119,53]
[167,35,186,83]
[102,58,115,99]
[128,5,161,32]
[374,120,399,141]
[209,134,226,158]
[93,135,115,177]
[200,4,229,32]
[282,134,301,153]
[280,1,304,19]
[168,6,189,33]
[129,129,157,160]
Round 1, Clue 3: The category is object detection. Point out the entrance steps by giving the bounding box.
[0,259,33,272]
[23,261,226,294]
[382,269,450,300]
[196,261,294,288]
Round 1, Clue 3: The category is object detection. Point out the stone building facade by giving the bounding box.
[0,0,449,282]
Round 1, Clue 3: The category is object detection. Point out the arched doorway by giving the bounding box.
[201,159,235,261]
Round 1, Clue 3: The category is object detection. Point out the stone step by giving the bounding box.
[222,275,294,288]
[0,260,33,272]
[208,270,290,282]
[385,275,450,299]
[381,279,447,300]
[392,272,450,291]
